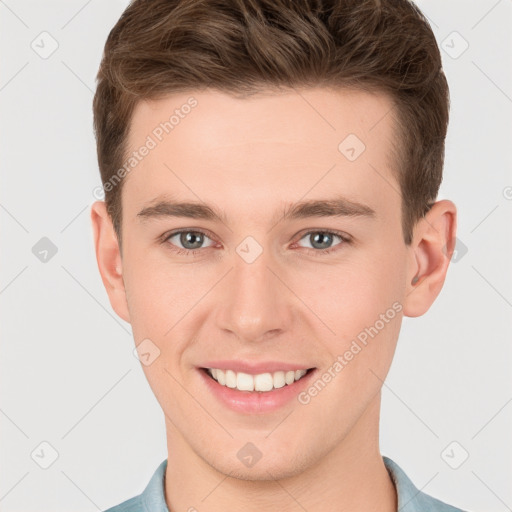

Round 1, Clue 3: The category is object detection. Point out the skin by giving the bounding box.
[91,87,457,512]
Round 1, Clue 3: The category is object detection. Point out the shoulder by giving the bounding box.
[383,456,468,512]
[103,496,143,512]
[414,491,468,512]
[102,459,169,512]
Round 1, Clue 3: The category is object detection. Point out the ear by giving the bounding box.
[90,201,131,323]
[402,199,457,317]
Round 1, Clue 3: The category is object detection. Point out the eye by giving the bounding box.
[160,228,351,257]
[163,229,215,254]
[295,230,351,255]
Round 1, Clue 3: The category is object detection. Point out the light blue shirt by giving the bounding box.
[104,456,467,512]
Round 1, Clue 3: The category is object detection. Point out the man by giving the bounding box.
[90,0,465,510]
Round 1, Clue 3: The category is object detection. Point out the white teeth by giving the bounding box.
[206,367,310,392]
[216,369,226,385]
[225,369,237,388]
[273,371,286,389]
[285,370,295,385]
[254,373,273,392]
[237,372,254,391]
[295,369,305,380]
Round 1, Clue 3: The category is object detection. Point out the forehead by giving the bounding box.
[123,87,400,224]
[129,86,396,150]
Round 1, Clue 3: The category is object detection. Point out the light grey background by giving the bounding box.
[1,1,511,511]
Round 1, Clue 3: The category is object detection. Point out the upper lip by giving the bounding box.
[199,360,315,375]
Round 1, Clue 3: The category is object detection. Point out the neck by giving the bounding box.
[164,392,397,512]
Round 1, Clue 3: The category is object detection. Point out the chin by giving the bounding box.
[205,446,316,482]
[221,461,305,482]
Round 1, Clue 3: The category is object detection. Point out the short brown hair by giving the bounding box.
[93,0,449,247]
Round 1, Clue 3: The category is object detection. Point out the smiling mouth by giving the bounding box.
[200,367,316,393]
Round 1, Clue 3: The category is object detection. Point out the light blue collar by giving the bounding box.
[105,456,466,512]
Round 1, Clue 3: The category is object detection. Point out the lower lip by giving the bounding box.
[198,368,317,414]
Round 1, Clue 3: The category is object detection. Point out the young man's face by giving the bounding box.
[92,87,454,480]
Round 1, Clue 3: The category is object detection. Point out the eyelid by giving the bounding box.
[161,228,217,248]
[292,229,352,253]
[161,228,352,254]
[295,228,352,243]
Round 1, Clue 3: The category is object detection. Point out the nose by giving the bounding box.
[215,250,294,344]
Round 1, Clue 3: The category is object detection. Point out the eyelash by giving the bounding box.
[160,228,352,257]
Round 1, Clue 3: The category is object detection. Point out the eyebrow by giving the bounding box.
[137,195,376,224]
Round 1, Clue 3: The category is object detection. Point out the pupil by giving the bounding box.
[181,231,203,249]
[311,232,332,249]
[178,232,333,250]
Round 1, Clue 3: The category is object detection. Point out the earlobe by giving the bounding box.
[402,200,457,317]
[90,201,131,324]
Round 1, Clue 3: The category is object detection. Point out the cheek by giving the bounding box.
[296,260,403,415]
[123,251,200,337]
[291,248,405,388]
[290,251,405,332]
[335,251,405,375]
[123,260,196,409]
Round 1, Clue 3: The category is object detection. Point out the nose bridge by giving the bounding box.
[216,247,291,342]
